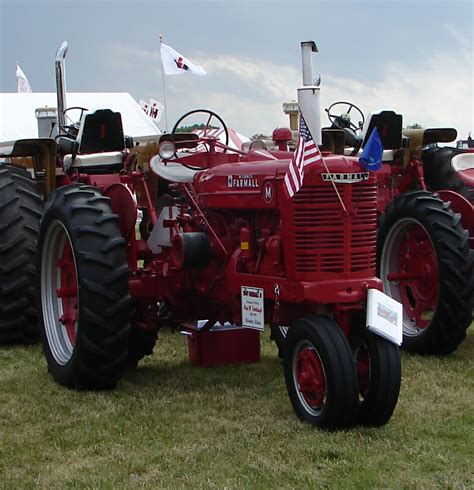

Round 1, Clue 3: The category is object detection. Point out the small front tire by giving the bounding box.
[284,315,358,429]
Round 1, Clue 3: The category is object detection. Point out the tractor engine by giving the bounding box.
[156,153,379,327]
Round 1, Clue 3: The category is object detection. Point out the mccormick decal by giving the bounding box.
[321,172,370,183]
[227,174,259,188]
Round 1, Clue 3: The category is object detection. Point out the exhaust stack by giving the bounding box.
[297,41,322,145]
[55,41,68,131]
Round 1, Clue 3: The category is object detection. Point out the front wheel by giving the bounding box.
[38,185,131,389]
[350,325,401,426]
[378,191,473,355]
[284,315,358,429]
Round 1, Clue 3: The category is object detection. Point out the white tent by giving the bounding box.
[0,92,161,145]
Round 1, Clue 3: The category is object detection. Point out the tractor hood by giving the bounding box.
[194,153,371,209]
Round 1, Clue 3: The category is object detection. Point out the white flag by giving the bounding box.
[148,98,164,122]
[16,63,32,93]
[160,42,206,76]
[139,98,150,115]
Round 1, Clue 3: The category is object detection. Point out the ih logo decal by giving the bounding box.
[263,182,273,203]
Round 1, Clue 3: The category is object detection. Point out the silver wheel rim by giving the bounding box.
[41,220,79,365]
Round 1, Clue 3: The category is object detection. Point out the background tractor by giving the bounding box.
[322,103,474,355]
[1,40,402,429]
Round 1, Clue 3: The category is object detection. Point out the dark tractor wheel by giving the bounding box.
[270,325,289,359]
[284,315,358,429]
[38,185,131,389]
[422,147,474,203]
[127,327,158,369]
[350,324,401,426]
[0,164,43,344]
[378,191,473,355]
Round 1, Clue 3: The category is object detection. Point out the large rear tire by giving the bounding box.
[284,315,358,429]
[350,324,401,426]
[0,164,42,344]
[378,191,473,355]
[38,185,131,389]
[422,147,474,203]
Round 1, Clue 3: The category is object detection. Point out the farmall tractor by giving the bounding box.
[1,41,402,429]
[319,103,474,355]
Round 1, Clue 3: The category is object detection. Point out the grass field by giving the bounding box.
[1,327,473,489]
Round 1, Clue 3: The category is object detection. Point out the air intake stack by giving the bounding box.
[55,41,68,131]
[298,41,322,145]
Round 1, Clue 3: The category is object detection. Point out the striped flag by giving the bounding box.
[284,114,322,197]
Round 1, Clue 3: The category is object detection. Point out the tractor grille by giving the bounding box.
[292,183,377,273]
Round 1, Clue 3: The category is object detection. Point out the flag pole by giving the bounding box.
[159,34,169,132]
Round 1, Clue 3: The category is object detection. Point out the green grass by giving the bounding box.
[1,327,473,489]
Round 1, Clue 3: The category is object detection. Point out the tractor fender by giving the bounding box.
[103,183,137,241]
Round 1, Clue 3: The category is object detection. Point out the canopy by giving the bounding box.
[0,92,161,145]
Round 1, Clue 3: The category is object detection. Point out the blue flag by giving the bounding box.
[359,127,383,171]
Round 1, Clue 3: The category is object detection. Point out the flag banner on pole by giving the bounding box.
[148,98,164,122]
[284,114,322,197]
[139,99,150,115]
[359,127,384,171]
[160,42,206,76]
[16,64,32,93]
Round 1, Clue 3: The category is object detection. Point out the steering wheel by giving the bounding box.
[61,106,88,138]
[171,109,229,152]
[326,101,365,132]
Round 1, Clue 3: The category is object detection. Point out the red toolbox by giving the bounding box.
[185,323,260,367]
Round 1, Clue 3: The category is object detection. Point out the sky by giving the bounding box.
[0,0,473,139]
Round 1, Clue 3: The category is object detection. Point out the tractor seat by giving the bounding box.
[357,109,403,162]
[76,109,125,154]
[64,151,124,173]
[150,155,197,183]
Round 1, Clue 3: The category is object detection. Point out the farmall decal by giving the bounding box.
[227,174,259,188]
[321,172,370,183]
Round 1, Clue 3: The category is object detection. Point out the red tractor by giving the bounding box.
[2,41,402,429]
[323,104,474,355]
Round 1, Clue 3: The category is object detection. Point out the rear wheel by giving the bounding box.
[378,191,473,355]
[350,324,401,426]
[284,315,358,429]
[38,185,131,389]
[0,164,42,344]
[422,147,474,203]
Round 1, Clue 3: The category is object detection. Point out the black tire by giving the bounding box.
[0,164,43,344]
[38,185,131,389]
[284,315,358,429]
[270,325,289,359]
[378,191,473,355]
[127,328,158,369]
[350,324,401,426]
[422,147,474,203]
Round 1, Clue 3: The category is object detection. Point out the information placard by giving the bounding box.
[241,286,264,331]
[366,288,403,346]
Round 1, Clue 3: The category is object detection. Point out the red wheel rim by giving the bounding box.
[386,223,439,330]
[57,240,78,346]
[295,347,326,408]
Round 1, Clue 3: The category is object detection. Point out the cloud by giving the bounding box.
[104,42,472,139]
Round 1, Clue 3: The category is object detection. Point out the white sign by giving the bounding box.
[241,286,264,331]
[366,288,403,346]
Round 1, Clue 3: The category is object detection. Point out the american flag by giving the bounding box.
[284,115,322,197]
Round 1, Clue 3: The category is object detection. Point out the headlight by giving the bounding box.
[159,141,176,160]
